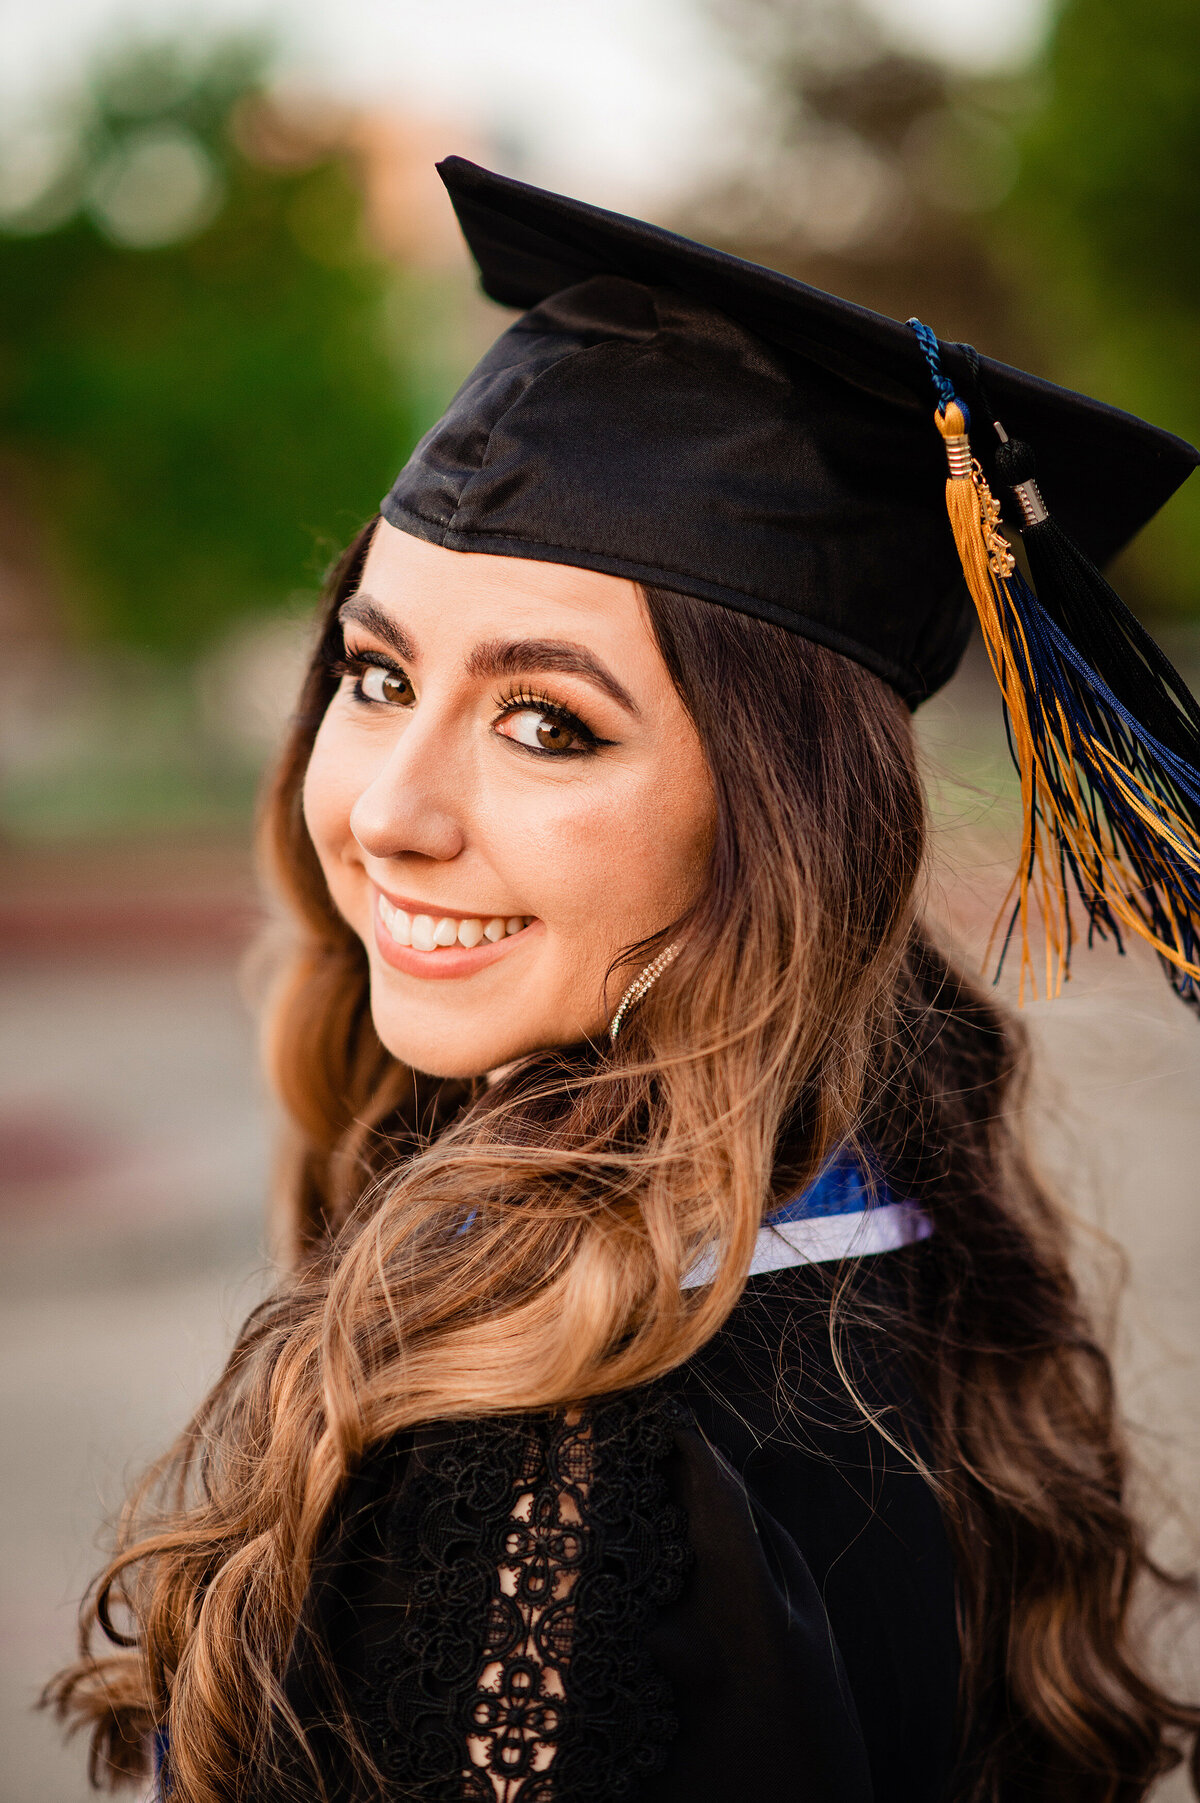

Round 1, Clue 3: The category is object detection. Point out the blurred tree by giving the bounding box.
[1006,0,1200,615]
[0,38,422,654]
[693,0,1199,619]
[687,0,1035,362]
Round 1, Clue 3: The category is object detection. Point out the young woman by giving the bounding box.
[52,160,1200,1802]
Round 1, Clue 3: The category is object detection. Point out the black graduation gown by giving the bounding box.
[275,1248,960,1802]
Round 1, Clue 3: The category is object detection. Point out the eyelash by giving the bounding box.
[495,684,604,755]
[327,649,395,694]
[327,647,608,757]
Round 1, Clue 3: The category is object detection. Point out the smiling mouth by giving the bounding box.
[377,892,536,952]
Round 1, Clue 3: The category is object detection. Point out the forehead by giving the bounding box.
[360,520,650,647]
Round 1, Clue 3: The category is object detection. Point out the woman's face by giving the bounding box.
[304,523,716,1078]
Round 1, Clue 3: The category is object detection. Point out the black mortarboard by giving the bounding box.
[384,158,1200,1011]
[385,156,1194,708]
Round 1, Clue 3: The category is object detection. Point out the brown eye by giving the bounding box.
[360,664,415,706]
[536,718,577,752]
[500,707,590,754]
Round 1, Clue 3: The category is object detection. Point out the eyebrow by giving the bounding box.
[339,594,640,717]
[465,637,640,716]
[338,596,415,661]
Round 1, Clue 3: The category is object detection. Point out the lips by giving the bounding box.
[372,888,539,979]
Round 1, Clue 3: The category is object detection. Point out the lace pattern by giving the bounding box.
[365,1392,689,1801]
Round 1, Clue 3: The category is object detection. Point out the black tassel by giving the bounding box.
[986,428,1200,1008]
[992,432,1200,770]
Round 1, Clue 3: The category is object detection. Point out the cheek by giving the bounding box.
[302,719,362,885]
[510,756,714,948]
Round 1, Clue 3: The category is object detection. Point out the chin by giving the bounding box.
[368,1000,544,1082]
[373,1023,495,1081]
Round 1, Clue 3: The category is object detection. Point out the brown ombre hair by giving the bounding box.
[49,521,1200,1800]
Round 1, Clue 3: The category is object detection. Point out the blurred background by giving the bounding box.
[1,0,1199,1796]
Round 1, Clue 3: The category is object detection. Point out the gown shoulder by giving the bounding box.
[277,1249,959,1803]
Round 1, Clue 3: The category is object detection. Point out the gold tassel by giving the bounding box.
[934,403,1068,1001]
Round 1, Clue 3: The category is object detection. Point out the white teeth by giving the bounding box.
[380,896,531,951]
[378,895,412,944]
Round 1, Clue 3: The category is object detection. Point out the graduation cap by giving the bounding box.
[384,156,1200,1010]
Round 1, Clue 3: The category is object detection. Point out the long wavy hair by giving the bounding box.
[49,519,1199,1801]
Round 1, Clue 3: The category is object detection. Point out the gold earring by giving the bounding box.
[608,942,679,1042]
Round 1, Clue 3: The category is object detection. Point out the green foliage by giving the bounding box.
[0,39,422,653]
[1009,0,1200,611]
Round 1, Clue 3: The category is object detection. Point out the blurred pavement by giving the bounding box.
[0,853,272,1803]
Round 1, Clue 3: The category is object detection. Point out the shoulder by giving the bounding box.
[281,1250,954,1803]
[285,1397,696,1799]
[285,1385,875,1802]
[374,1394,694,1795]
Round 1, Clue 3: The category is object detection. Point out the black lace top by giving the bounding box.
[273,1251,959,1803]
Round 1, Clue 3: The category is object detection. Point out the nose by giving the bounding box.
[348,717,467,865]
